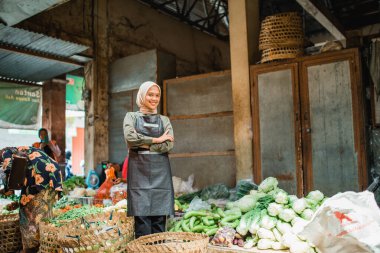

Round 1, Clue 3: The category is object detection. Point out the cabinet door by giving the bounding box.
[251,63,302,195]
[300,51,366,196]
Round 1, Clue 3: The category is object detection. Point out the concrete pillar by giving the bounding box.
[42,78,66,163]
[84,0,109,175]
[228,0,260,180]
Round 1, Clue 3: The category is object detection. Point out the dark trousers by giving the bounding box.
[134,216,167,238]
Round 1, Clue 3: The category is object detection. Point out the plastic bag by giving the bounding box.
[69,187,86,197]
[299,191,380,253]
[179,174,196,193]
[186,196,211,212]
[110,183,128,204]
[172,176,183,194]
[200,184,230,200]
[236,179,258,199]
[370,129,380,204]
[210,227,236,247]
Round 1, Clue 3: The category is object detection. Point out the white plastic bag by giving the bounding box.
[180,174,196,193]
[299,191,380,253]
[186,196,211,212]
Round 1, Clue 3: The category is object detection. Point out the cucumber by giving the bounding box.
[181,220,191,232]
[221,214,241,223]
[205,227,219,236]
[191,225,209,233]
[216,208,225,218]
[183,210,209,219]
[174,220,182,232]
[189,216,196,229]
[220,219,239,228]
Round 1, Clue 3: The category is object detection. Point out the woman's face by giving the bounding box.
[39,130,47,140]
[144,86,160,110]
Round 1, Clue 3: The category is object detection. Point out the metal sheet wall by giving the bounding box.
[164,71,236,189]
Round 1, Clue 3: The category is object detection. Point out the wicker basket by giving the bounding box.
[259,12,304,62]
[126,232,209,253]
[39,221,64,253]
[58,211,134,253]
[261,47,304,63]
[0,213,22,253]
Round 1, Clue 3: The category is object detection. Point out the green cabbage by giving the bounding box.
[306,190,324,202]
[258,177,279,193]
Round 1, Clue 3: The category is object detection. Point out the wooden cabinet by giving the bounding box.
[251,49,367,196]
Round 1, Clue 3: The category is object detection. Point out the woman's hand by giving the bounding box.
[153,130,174,144]
[113,178,126,185]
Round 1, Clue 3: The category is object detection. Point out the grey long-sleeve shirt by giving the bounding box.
[123,111,174,153]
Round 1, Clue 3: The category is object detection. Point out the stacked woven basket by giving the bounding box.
[259,12,304,63]
[39,211,134,253]
[0,213,22,253]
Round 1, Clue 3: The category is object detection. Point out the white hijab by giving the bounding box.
[136,81,161,114]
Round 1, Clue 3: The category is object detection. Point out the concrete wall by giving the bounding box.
[18,0,230,76]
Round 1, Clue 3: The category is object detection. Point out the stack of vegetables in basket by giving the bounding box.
[171,177,327,253]
[57,211,134,253]
[0,195,20,215]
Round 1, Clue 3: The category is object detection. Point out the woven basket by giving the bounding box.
[259,12,304,62]
[58,211,134,253]
[39,221,66,253]
[0,213,22,253]
[261,47,304,63]
[126,232,209,253]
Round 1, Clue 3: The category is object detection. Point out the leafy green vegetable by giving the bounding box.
[54,196,80,209]
[306,190,324,202]
[48,206,103,227]
[274,190,289,204]
[236,180,258,199]
[63,176,86,194]
[258,177,278,193]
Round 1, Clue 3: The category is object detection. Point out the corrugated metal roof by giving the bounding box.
[0,24,88,57]
[0,48,80,82]
[0,0,71,26]
[0,24,89,82]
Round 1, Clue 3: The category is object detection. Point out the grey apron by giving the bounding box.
[127,114,174,216]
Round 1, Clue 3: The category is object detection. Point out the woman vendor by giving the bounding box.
[0,146,63,253]
[123,81,175,238]
[32,128,61,161]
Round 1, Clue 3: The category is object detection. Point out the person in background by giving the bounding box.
[32,128,61,161]
[0,146,63,253]
[123,81,175,238]
[65,150,73,180]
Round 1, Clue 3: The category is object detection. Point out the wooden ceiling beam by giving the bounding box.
[296,0,346,40]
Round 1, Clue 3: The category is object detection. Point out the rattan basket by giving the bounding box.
[0,213,22,253]
[58,211,134,253]
[261,47,303,63]
[259,12,304,62]
[126,232,209,253]
[39,221,66,253]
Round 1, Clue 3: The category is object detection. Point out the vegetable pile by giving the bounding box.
[0,195,20,215]
[63,176,86,194]
[174,199,189,212]
[48,205,103,227]
[171,177,327,252]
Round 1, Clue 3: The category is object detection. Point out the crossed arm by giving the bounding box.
[123,113,174,153]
